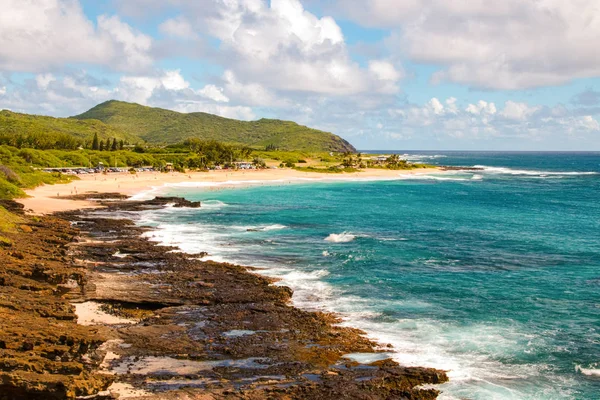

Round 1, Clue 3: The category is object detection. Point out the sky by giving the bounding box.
[1,0,600,150]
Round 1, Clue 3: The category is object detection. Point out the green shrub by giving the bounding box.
[0,178,26,200]
[0,165,21,184]
[0,236,12,247]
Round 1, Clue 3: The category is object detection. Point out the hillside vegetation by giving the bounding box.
[73,100,356,152]
[0,110,139,149]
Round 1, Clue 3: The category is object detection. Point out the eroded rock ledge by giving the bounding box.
[1,196,448,399]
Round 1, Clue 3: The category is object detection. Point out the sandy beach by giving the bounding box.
[18,167,440,214]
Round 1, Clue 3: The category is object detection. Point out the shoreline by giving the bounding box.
[0,196,448,398]
[17,167,441,214]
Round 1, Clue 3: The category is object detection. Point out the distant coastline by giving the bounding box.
[18,167,443,214]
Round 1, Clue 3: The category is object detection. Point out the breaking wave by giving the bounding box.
[325,232,356,243]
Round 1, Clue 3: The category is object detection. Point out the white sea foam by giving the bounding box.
[244,224,287,232]
[325,232,356,243]
[399,154,448,161]
[397,173,476,182]
[263,224,287,231]
[142,223,237,257]
[128,186,163,201]
[131,186,582,399]
[139,211,578,399]
[201,200,228,209]
[474,165,598,176]
[576,364,600,377]
[262,268,334,308]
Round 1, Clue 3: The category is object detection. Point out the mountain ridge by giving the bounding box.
[72,100,356,152]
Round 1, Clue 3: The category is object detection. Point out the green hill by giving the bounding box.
[73,100,356,152]
[0,110,138,149]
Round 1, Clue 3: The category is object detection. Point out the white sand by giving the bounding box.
[17,167,440,214]
[74,301,137,326]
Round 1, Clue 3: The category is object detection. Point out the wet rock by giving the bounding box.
[1,196,448,399]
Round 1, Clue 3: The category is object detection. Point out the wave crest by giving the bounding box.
[576,364,600,377]
[474,165,598,176]
[325,232,356,243]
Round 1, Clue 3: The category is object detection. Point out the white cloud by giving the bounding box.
[36,74,56,90]
[579,115,600,131]
[466,101,497,116]
[117,70,189,104]
[337,0,600,89]
[197,84,229,103]
[159,16,197,39]
[0,69,259,122]
[428,98,444,115]
[369,60,401,82]
[500,101,540,121]
[163,0,402,96]
[0,0,152,72]
[173,102,256,120]
[97,15,153,71]
[445,97,458,114]
[222,70,280,107]
[0,86,6,96]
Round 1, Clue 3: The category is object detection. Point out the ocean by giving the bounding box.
[139,152,600,399]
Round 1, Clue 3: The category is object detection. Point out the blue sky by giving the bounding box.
[1,0,600,150]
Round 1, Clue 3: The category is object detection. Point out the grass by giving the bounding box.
[0,146,79,199]
[0,109,138,149]
[73,100,356,152]
[294,166,360,174]
[0,205,23,233]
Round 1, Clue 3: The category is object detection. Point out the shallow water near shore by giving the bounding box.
[142,152,600,399]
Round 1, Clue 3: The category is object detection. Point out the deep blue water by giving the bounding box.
[143,152,600,399]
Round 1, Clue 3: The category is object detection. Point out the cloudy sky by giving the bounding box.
[1,0,600,150]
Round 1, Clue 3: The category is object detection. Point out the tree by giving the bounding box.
[252,157,266,169]
[111,138,118,151]
[99,140,105,151]
[119,140,124,150]
[240,146,253,160]
[92,133,99,150]
[342,155,355,168]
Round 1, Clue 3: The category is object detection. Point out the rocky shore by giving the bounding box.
[1,195,448,399]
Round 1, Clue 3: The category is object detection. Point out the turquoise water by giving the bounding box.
[144,152,600,399]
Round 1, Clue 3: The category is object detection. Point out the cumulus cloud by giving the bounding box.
[156,0,403,96]
[0,0,152,73]
[337,0,600,89]
[578,115,600,131]
[197,84,229,103]
[0,69,252,121]
[117,70,190,104]
[221,70,280,107]
[365,96,600,149]
[172,102,256,120]
[466,101,497,116]
[159,16,198,39]
[499,101,541,121]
